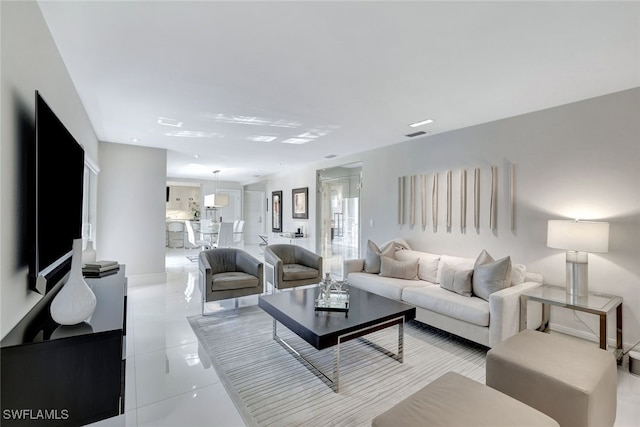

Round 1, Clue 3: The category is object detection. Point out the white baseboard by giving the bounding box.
[549,322,631,351]
[126,272,168,287]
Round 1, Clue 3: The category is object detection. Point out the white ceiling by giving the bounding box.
[38,1,639,184]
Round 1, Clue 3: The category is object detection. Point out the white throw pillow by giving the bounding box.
[364,240,395,273]
[472,250,512,301]
[511,263,527,286]
[379,256,419,280]
[436,255,476,284]
[394,250,440,283]
[380,238,412,252]
[439,263,473,297]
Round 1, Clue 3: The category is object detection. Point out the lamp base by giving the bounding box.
[566,251,588,298]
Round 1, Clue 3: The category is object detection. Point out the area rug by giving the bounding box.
[188,306,487,427]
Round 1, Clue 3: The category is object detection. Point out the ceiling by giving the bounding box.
[38,1,639,184]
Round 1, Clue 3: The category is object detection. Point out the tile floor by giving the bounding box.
[91,244,640,427]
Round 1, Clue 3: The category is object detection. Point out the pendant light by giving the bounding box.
[204,170,229,208]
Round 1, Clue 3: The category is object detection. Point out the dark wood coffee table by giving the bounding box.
[258,286,416,392]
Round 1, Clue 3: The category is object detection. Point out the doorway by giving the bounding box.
[317,163,362,279]
[243,190,266,245]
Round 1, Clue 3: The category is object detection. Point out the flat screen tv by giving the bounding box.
[29,91,85,294]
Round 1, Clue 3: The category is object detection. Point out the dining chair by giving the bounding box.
[213,222,234,248]
[185,220,211,250]
[233,220,245,245]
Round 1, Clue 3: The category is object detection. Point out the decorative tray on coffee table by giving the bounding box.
[314,290,350,313]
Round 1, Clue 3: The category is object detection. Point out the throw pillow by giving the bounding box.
[439,263,473,297]
[395,250,440,283]
[511,263,527,286]
[435,254,476,284]
[364,240,395,273]
[472,250,512,301]
[379,256,419,280]
[380,238,412,251]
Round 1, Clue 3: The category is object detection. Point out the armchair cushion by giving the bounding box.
[212,272,260,291]
[283,264,319,281]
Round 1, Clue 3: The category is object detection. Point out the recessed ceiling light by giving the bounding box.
[247,135,278,142]
[193,154,200,158]
[130,137,140,142]
[409,119,434,128]
[164,131,222,138]
[157,117,183,127]
[281,138,312,145]
[324,154,337,159]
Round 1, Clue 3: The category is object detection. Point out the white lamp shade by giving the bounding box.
[204,193,229,208]
[547,220,609,253]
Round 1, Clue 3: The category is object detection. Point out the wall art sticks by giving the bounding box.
[396,163,508,234]
[446,170,452,229]
[398,176,405,225]
[509,162,515,231]
[474,168,480,230]
[460,169,467,232]
[421,174,427,229]
[432,173,438,232]
[410,175,416,226]
[490,166,498,230]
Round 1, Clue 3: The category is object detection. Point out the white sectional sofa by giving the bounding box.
[344,242,543,348]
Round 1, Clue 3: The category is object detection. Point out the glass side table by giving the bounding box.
[520,284,623,364]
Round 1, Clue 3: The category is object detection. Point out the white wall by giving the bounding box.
[367,89,640,348]
[263,89,640,349]
[0,1,100,338]
[266,168,318,249]
[98,142,167,285]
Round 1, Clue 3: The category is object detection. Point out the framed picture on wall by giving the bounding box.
[272,191,283,232]
[292,187,309,219]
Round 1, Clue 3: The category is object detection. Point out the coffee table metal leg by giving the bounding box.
[398,320,404,362]
[333,344,340,392]
[272,316,405,393]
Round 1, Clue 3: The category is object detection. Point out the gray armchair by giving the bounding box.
[198,248,263,314]
[263,244,323,291]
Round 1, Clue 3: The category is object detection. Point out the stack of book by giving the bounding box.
[83,260,119,278]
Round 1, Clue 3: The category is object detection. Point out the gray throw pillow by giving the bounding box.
[364,240,394,273]
[379,256,419,280]
[472,250,512,301]
[440,263,473,297]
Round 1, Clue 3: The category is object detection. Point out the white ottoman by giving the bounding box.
[372,371,559,427]
[486,329,617,427]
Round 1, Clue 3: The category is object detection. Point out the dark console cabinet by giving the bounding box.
[1,268,127,427]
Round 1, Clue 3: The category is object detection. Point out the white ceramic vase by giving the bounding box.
[50,238,97,325]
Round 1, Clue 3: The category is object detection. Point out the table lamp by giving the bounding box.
[547,219,609,298]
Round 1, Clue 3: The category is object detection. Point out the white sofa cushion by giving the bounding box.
[394,250,440,282]
[347,272,427,301]
[402,285,490,327]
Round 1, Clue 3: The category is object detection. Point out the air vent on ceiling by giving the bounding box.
[405,131,427,138]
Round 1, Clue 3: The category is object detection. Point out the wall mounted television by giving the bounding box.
[29,91,85,294]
